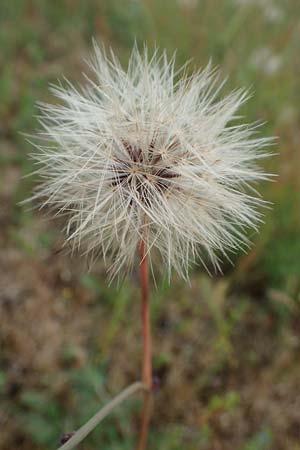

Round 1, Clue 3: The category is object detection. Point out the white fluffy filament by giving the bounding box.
[29,43,273,280]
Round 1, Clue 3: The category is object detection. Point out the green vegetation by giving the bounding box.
[0,1,299,449]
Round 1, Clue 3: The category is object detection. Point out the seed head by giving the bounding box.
[30,43,272,279]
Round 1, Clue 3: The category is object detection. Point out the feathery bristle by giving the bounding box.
[28,43,273,280]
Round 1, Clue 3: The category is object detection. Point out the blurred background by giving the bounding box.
[0,1,299,449]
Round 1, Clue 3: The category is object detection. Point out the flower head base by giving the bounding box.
[30,43,272,280]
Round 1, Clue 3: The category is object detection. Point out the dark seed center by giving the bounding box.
[111,140,179,203]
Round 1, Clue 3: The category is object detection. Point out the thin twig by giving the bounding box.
[57,381,145,450]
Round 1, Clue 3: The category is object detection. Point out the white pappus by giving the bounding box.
[29,42,273,280]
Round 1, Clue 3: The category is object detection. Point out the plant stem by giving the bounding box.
[57,382,145,450]
[140,239,152,389]
[136,239,152,450]
[136,392,152,450]
[56,240,153,450]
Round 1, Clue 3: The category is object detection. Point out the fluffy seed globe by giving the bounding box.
[30,43,272,279]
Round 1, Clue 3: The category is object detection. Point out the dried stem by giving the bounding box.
[57,382,145,450]
[136,239,153,450]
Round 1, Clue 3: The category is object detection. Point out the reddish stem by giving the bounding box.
[140,239,152,389]
[136,239,152,450]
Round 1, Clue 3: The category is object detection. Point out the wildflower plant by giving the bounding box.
[28,42,272,450]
